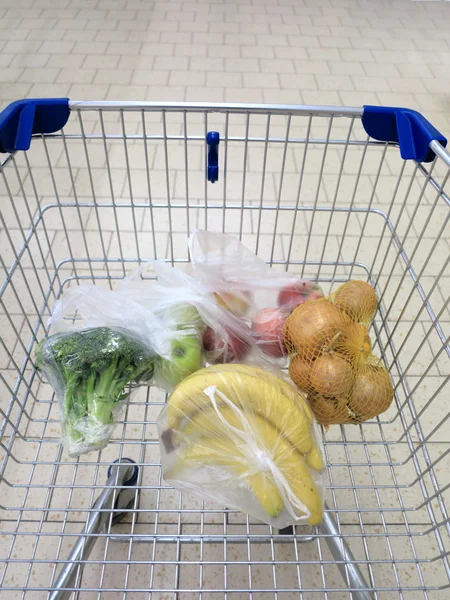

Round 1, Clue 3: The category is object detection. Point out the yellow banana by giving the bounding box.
[167,365,313,455]
[183,363,313,425]
[214,364,325,469]
[306,446,325,472]
[166,436,284,517]
[175,407,323,526]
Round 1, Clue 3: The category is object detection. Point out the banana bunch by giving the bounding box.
[158,364,325,526]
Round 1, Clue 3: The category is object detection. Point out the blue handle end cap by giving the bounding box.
[362,105,447,163]
[0,98,70,153]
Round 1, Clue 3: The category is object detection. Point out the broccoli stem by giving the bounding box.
[63,377,86,444]
[87,357,121,425]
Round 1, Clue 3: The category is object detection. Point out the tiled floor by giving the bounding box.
[0,0,450,598]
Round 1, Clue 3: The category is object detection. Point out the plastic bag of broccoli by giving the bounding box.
[48,282,207,393]
[35,327,155,457]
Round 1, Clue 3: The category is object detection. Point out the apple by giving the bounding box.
[202,325,251,364]
[214,290,253,317]
[251,308,289,358]
[166,303,205,333]
[156,333,203,388]
[277,280,324,311]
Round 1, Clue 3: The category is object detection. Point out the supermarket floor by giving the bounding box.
[0,0,449,130]
[0,0,450,599]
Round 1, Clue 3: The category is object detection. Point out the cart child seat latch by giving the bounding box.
[0,98,70,153]
[362,105,447,163]
[206,131,220,183]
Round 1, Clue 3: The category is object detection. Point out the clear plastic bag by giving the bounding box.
[188,230,324,360]
[157,363,325,528]
[118,231,324,368]
[35,326,155,457]
[119,259,257,374]
[49,281,207,392]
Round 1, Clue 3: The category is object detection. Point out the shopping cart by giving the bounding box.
[0,98,449,599]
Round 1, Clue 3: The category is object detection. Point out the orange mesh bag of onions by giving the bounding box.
[283,281,394,426]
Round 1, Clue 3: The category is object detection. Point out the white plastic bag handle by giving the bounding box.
[204,385,311,522]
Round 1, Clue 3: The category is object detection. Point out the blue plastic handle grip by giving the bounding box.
[0,98,70,153]
[362,105,447,163]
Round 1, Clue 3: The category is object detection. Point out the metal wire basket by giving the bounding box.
[0,99,449,599]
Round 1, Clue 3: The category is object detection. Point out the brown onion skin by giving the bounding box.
[347,365,393,420]
[332,280,378,324]
[284,298,351,359]
[334,322,372,365]
[289,355,313,392]
[309,393,350,426]
[310,354,354,397]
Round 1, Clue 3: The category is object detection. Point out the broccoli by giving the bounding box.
[35,327,154,455]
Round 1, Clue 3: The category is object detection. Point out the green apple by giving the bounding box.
[156,333,203,388]
[166,303,205,333]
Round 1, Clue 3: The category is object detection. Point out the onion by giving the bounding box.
[283,298,351,359]
[309,394,350,426]
[347,364,393,421]
[335,323,372,366]
[288,355,313,392]
[310,354,354,397]
[332,280,378,325]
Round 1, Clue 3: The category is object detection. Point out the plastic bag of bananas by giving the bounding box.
[157,364,325,527]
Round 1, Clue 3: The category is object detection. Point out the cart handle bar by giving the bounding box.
[0,98,447,165]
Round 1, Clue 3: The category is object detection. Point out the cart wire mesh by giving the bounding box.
[0,101,449,599]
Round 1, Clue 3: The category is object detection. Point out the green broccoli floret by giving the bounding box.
[35,327,154,454]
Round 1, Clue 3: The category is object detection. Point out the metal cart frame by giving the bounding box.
[0,99,449,599]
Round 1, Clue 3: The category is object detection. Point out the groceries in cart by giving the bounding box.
[158,364,325,528]
[284,280,394,426]
[188,229,324,360]
[36,282,207,456]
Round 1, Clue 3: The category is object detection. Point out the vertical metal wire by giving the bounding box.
[77,111,113,286]
[120,110,142,267]
[285,115,313,270]
[162,110,174,265]
[375,160,432,302]
[99,109,126,278]
[0,229,45,333]
[348,144,389,281]
[239,113,251,242]
[199,498,205,600]
[254,113,271,257]
[269,114,291,266]
[11,155,55,302]
[301,116,334,279]
[386,249,450,369]
[222,112,229,234]
[381,169,449,339]
[183,111,191,239]
[97,412,129,600]
[367,160,407,280]
[316,118,355,280]
[23,152,61,291]
[245,514,253,599]
[141,109,158,261]
[330,135,371,287]
[173,491,183,600]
